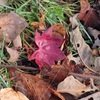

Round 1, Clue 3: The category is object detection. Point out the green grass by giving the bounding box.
[0,68,12,89]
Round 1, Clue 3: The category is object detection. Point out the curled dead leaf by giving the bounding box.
[78,0,100,29]
[6,47,19,62]
[42,65,69,83]
[79,92,100,100]
[52,23,66,37]
[78,0,90,20]
[49,88,65,100]
[31,13,46,31]
[67,52,82,65]
[87,27,100,48]
[0,11,28,42]
[69,16,100,74]
[9,69,69,100]
[62,57,75,72]
[57,76,98,97]
[9,69,65,100]
[0,88,29,100]
[13,35,22,48]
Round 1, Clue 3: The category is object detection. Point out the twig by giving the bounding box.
[0,64,39,71]
[69,72,100,80]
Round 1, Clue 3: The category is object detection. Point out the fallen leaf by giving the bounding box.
[93,57,100,72]
[52,23,66,37]
[49,88,65,100]
[0,11,28,42]
[62,57,75,72]
[87,27,100,48]
[9,69,67,100]
[92,0,100,15]
[0,88,29,100]
[30,26,65,69]
[78,0,90,20]
[67,52,82,65]
[24,43,35,59]
[82,8,100,29]
[31,13,46,31]
[78,0,100,29]
[70,16,95,69]
[42,65,69,83]
[13,35,22,48]
[9,69,51,100]
[57,76,98,97]
[79,92,100,100]
[60,93,76,100]
[70,16,100,74]
[70,26,93,66]
[6,47,19,62]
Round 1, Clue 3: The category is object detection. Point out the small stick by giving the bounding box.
[0,64,39,71]
[69,72,100,80]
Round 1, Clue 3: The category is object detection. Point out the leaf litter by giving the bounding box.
[0,0,100,100]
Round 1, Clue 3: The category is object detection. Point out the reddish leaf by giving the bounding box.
[82,8,100,29]
[78,0,100,29]
[78,0,90,20]
[30,26,65,69]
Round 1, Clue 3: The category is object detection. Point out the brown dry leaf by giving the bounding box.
[13,35,22,48]
[0,88,29,100]
[9,69,55,100]
[87,27,100,48]
[70,16,94,66]
[78,0,90,20]
[70,16,100,73]
[31,13,46,31]
[50,88,65,100]
[78,0,100,29]
[31,15,66,37]
[92,0,100,15]
[42,65,68,83]
[70,26,93,66]
[52,23,66,37]
[79,92,100,100]
[24,43,34,59]
[93,57,100,72]
[82,8,100,29]
[57,76,98,97]
[67,52,82,65]
[62,57,75,72]
[6,47,19,62]
[0,11,28,42]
